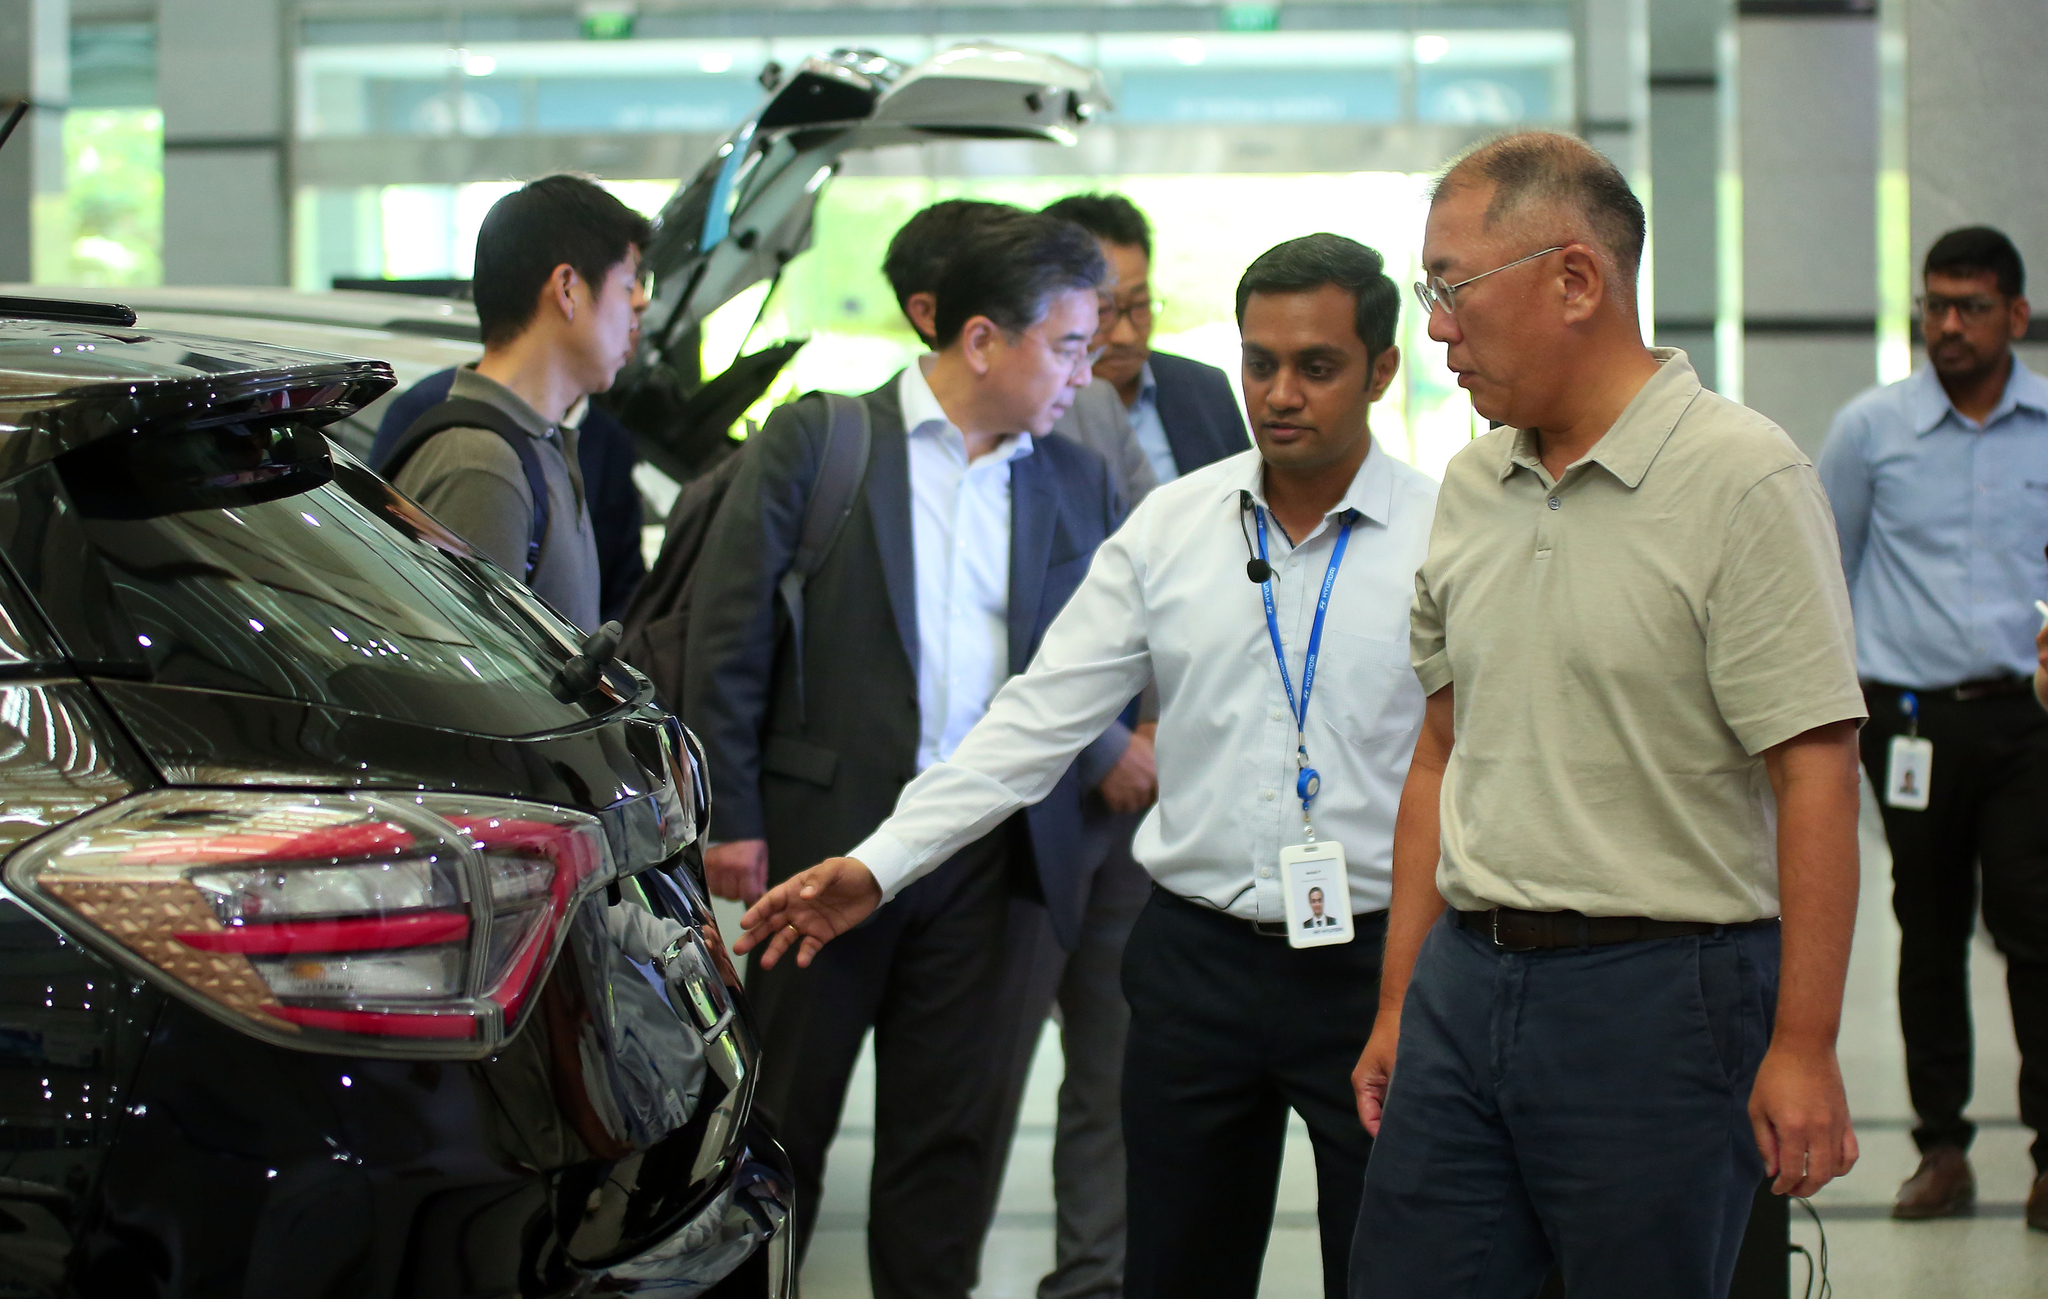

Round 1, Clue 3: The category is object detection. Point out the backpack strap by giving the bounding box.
[777,391,873,721]
[379,397,552,583]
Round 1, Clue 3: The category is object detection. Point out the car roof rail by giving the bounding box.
[0,296,139,328]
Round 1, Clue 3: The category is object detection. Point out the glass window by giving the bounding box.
[0,447,619,738]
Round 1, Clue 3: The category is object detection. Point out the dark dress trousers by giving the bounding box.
[1860,682,2048,1167]
[375,367,647,624]
[976,346,1253,1299]
[1148,349,1252,473]
[682,378,1125,1298]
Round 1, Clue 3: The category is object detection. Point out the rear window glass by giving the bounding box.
[0,439,624,738]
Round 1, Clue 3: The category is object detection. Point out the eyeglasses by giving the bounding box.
[1104,296,1161,329]
[1412,246,1565,318]
[1032,330,1106,373]
[1915,294,2002,324]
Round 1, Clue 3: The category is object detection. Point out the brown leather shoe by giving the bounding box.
[1892,1147,1976,1219]
[2027,1173,2048,1232]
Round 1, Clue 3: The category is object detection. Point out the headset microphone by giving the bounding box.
[1237,491,1273,583]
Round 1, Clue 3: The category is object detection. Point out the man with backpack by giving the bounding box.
[378,174,652,632]
[681,210,1125,1299]
[375,373,646,625]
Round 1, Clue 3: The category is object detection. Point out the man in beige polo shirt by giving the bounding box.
[1349,132,1867,1299]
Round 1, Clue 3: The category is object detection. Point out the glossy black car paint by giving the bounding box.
[0,315,790,1297]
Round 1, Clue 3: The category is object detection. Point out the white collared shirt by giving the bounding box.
[899,357,1036,771]
[853,440,1439,920]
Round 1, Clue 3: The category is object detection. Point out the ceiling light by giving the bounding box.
[699,51,733,74]
[1414,34,1450,64]
[1167,37,1206,66]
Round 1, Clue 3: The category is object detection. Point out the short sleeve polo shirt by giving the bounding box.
[1410,348,1865,923]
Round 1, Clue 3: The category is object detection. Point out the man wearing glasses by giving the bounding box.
[684,211,1127,1297]
[1818,226,2048,1229]
[1042,194,1252,485]
[1352,131,1864,1298]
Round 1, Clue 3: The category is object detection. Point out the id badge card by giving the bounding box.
[1885,734,1933,810]
[1280,841,1353,948]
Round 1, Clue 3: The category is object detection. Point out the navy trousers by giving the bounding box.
[1123,889,1384,1299]
[1353,912,1779,1299]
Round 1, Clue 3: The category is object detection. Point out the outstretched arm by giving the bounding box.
[732,855,885,968]
[735,521,1156,966]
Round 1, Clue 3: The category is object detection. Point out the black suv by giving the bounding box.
[0,300,789,1298]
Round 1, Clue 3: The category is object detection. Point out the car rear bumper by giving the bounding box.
[578,1127,794,1297]
[65,979,782,1298]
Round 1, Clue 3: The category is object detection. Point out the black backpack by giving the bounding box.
[376,397,552,582]
[620,391,871,710]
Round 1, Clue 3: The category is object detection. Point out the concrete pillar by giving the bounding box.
[160,0,288,285]
[0,0,69,283]
[1646,0,1727,392]
[1735,2,1879,458]
[1904,0,2048,373]
[1572,0,1651,346]
[1573,0,1650,186]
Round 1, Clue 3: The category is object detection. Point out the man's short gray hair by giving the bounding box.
[1433,131,1646,298]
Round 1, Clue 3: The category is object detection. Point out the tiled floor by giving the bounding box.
[719,779,2048,1297]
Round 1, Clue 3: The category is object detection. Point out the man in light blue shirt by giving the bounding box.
[1818,225,2048,1229]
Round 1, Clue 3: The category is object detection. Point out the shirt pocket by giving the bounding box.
[1319,630,1426,751]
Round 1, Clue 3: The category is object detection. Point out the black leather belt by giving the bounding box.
[1867,675,2034,703]
[1155,883,1385,939]
[1456,907,1773,952]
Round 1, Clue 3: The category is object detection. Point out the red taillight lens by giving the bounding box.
[3,789,616,1057]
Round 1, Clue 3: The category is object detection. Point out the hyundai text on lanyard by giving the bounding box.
[1254,502,1357,949]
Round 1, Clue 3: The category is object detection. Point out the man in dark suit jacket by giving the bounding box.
[683,213,1124,1299]
[375,368,646,624]
[1043,193,1252,484]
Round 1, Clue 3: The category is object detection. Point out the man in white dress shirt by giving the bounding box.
[736,234,1439,1299]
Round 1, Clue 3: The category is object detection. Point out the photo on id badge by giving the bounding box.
[1281,841,1352,948]
[1886,733,1932,811]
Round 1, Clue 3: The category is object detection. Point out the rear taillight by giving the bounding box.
[3,789,619,1057]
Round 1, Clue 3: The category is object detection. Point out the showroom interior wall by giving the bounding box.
[1906,0,2048,381]
[1736,2,1879,457]
[159,0,288,284]
[11,0,2047,462]
[1646,0,1722,394]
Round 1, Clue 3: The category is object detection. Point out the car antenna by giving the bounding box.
[0,101,27,154]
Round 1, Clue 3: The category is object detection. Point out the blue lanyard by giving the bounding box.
[1253,505,1354,831]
